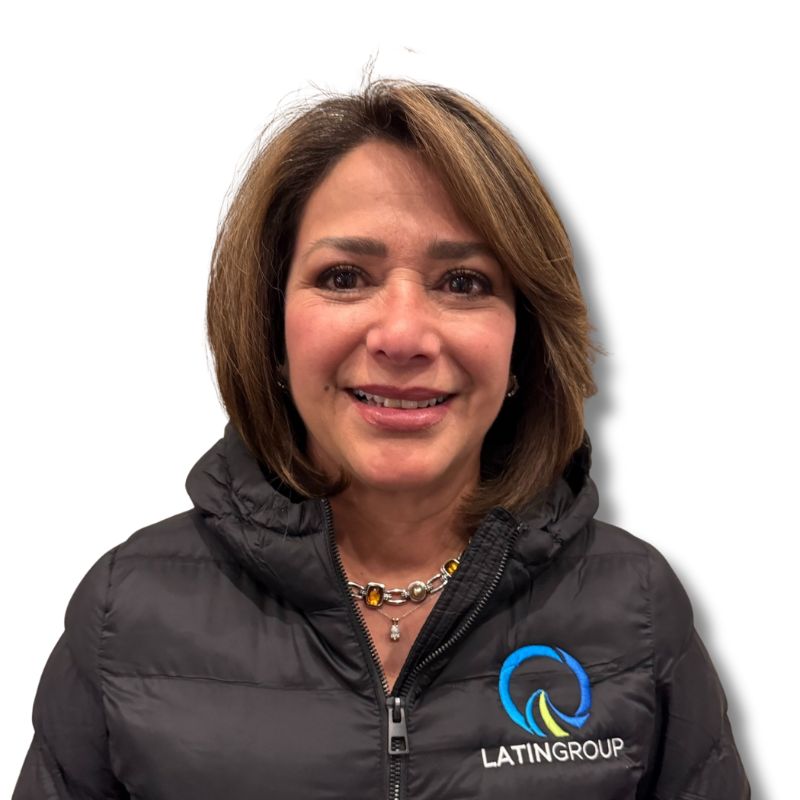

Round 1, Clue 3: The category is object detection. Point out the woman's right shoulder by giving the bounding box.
[64,509,230,664]
[113,507,220,561]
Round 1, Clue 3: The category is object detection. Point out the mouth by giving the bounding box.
[348,388,452,409]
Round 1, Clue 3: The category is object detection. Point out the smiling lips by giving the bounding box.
[351,388,449,409]
[348,385,453,431]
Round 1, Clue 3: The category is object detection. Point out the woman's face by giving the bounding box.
[283,139,516,496]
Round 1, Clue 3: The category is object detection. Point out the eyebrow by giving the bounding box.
[302,236,494,261]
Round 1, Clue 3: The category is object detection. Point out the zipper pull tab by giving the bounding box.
[386,696,409,755]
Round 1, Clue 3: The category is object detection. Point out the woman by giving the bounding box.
[14,79,749,798]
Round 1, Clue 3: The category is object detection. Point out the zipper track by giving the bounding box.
[395,519,525,700]
[323,499,400,800]
[390,517,524,800]
[323,498,523,800]
[323,499,390,696]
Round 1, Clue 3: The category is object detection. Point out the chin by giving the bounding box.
[346,453,462,494]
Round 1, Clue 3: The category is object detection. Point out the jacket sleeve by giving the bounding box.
[13,548,129,800]
[641,544,750,800]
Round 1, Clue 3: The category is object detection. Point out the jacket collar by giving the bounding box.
[185,422,599,610]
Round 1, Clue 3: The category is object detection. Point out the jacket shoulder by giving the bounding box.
[115,507,227,561]
[62,545,118,678]
[585,519,695,672]
[63,510,218,650]
[585,518,655,558]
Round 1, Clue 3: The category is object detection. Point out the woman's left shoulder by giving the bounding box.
[586,519,690,581]
[584,519,694,643]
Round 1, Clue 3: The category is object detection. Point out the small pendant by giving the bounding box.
[390,618,400,642]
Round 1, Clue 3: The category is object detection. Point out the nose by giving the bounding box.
[365,277,442,365]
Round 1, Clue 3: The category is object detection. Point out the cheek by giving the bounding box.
[457,313,516,386]
[283,302,313,369]
[493,307,517,360]
[283,301,358,388]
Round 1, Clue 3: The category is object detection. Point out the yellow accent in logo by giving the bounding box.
[538,692,570,737]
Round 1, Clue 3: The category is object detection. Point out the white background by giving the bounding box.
[1,1,795,796]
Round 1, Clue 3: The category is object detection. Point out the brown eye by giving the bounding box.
[443,269,492,296]
[318,265,363,291]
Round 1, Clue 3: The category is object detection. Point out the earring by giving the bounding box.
[506,374,519,398]
[276,366,288,392]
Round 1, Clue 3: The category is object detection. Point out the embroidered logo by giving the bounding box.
[498,645,591,738]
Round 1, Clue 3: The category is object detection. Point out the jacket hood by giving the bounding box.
[185,421,599,612]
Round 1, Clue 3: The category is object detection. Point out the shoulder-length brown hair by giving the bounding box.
[206,78,601,528]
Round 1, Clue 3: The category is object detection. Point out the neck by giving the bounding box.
[329,479,473,585]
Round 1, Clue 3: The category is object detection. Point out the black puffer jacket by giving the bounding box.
[15,422,749,799]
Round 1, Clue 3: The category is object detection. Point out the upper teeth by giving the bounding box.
[352,389,448,408]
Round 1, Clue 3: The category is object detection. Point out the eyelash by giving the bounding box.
[445,268,493,296]
[316,265,494,297]
[317,265,364,292]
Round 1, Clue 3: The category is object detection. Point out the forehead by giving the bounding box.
[293,139,482,247]
[317,139,448,200]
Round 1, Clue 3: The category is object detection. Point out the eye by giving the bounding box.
[441,268,493,296]
[317,265,365,292]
